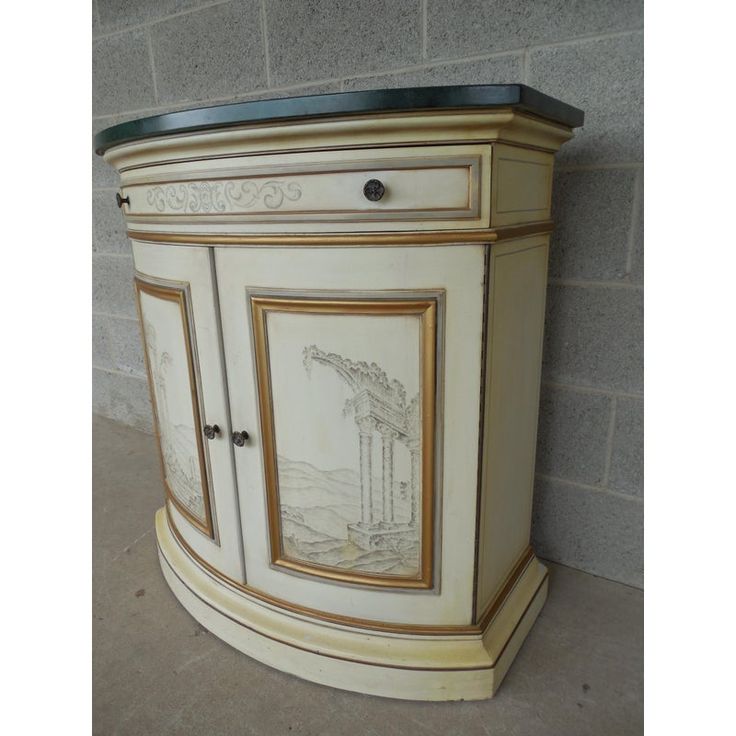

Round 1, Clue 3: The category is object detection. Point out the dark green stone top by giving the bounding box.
[93,84,584,155]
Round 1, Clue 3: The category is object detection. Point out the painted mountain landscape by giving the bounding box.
[162,422,204,520]
[277,456,419,576]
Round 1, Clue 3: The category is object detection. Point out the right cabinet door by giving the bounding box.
[216,245,486,627]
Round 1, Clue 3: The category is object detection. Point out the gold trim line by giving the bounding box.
[250,294,437,589]
[135,277,216,539]
[165,504,538,637]
[126,221,553,247]
[476,546,535,631]
[159,542,493,672]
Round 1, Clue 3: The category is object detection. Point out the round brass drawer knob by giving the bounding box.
[363,179,386,202]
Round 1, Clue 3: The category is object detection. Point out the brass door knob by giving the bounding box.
[203,424,220,440]
[232,430,249,447]
[363,179,385,202]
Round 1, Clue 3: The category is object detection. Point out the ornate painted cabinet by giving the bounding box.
[95,85,583,701]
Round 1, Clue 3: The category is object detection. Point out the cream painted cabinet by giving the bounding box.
[95,85,583,700]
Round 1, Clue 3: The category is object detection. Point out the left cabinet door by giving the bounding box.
[131,240,245,582]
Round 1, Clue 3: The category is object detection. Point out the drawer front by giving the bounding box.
[122,145,490,234]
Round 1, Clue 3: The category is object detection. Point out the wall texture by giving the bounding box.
[92,0,644,587]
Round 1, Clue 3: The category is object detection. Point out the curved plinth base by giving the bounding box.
[155,508,548,701]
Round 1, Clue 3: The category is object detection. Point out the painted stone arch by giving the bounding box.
[303,345,421,546]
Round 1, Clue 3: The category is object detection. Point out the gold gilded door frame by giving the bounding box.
[135,274,217,540]
[250,291,443,590]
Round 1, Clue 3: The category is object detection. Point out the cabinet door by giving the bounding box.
[132,241,245,581]
[216,245,486,626]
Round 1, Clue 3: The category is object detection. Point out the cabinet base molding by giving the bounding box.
[156,508,548,701]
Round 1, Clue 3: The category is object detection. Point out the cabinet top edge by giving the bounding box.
[93,85,584,155]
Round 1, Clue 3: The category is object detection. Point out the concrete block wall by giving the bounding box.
[93,0,644,587]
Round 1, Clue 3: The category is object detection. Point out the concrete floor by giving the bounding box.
[93,415,643,736]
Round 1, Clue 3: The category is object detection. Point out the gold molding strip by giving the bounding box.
[164,504,538,638]
[476,545,535,631]
[135,277,216,539]
[250,294,437,589]
[471,246,492,621]
[158,542,493,672]
[490,573,549,667]
[126,221,553,247]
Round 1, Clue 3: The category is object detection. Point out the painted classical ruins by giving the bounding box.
[303,345,421,552]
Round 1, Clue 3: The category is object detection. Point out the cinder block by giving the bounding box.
[219,82,343,102]
[93,367,153,433]
[92,157,118,192]
[343,54,522,91]
[528,33,643,165]
[426,0,643,60]
[532,476,643,587]
[92,313,108,369]
[93,29,156,116]
[96,0,207,34]
[536,384,612,485]
[543,284,643,392]
[93,255,138,319]
[629,170,644,283]
[265,0,421,87]
[93,191,130,254]
[93,313,146,378]
[608,397,643,497]
[151,1,267,104]
[550,168,637,281]
[109,316,145,377]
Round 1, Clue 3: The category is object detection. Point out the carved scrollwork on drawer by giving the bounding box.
[145,180,303,214]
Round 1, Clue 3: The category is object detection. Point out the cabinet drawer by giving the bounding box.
[122,145,490,233]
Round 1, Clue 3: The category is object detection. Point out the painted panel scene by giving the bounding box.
[267,310,423,578]
[140,291,205,522]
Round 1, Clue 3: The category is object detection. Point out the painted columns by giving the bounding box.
[356,416,375,525]
[407,438,421,526]
[378,424,399,523]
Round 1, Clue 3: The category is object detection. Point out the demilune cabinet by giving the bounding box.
[95,85,583,701]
